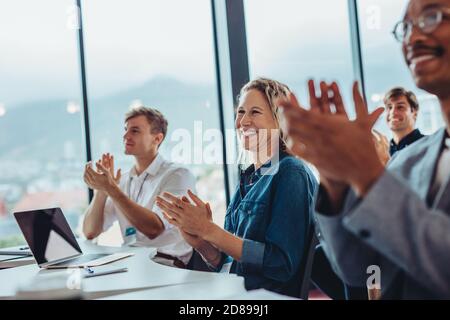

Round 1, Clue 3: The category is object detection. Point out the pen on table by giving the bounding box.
[84,266,94,274]
[83,267,129,278]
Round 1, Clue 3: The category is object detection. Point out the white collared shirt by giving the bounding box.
[102,153,196,264]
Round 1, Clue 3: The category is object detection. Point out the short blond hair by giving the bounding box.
[238,78,292,150]
[125,106,168,144]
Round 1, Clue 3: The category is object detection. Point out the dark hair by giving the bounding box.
[383,87,419,112]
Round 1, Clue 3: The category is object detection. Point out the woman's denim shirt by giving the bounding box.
[215,151,318,297]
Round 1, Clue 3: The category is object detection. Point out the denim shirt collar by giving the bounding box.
[239,151,289,198]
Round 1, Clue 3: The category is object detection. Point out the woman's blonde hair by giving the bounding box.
[238,77,291,151]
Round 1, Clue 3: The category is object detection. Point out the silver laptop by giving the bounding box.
[14,207,132,268]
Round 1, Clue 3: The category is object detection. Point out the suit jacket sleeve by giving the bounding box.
[316,171,450,296]
[314,184,381,288]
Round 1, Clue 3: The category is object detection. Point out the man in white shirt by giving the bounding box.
[82,106,196,266]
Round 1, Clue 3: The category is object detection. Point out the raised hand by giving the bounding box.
[372,129,391,166]
[83,161,120,195]
[99,153,121,184]
[280,80,385,197]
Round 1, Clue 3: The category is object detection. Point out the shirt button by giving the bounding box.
[359,229,371,239]
[247,210,251,214]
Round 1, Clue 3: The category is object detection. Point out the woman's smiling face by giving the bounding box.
[235,89,279,152]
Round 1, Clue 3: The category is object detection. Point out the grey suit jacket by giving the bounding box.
[315,128,450,299]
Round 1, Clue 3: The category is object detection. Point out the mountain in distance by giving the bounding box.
[0,76,221,162]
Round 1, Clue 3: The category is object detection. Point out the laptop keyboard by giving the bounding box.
[52,253,109,266]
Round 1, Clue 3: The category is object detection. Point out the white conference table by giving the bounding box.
[101,276,247,300]
[0,240,246,300]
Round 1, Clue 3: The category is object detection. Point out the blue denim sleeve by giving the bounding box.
[240,164,317,282]
[241,239,265,266]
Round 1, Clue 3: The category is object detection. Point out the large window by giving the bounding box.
[358,0,445,135]
[82,0,226,242]
[0,0,87,247]
[245,0,355,113]
[5,1,440,249]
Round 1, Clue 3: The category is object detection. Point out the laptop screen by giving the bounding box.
[14,208,82,265]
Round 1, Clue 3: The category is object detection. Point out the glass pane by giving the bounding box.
[358,0,445,135]
[0,0,87,248]
[82,0,226,242]
[245,0,355,115]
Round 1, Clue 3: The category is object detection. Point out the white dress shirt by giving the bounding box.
[102,153,196,265]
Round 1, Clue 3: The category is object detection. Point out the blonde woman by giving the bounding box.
[156,78,318,297]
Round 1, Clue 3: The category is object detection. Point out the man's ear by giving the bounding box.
[154,133,164,147]
[412,108,418,121]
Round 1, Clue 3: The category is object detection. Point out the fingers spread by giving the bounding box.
[181,196,191,204]
[279,92,305,114]
[95,161,109,174]
[110,154,114,171]
[368,107,385,127]
[205,202,212,220]
[115,169,122,181]
[161,192,180,202]
[162,211,181,228]
[352,81,368,119]
[161,192,186,210]
[156,196,183,219]
[319,81,331,114]
[187,190,204,207]
[86,163,99,177]
[330,82,348,117]
[308,79,321,112]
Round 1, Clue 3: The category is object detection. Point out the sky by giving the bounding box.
[0,0,215,104]
[0,0,442,133]
[0,0,369,105]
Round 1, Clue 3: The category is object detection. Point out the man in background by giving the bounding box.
[384,87,425,155]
